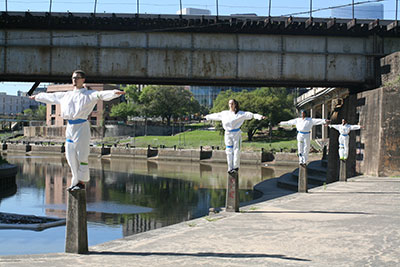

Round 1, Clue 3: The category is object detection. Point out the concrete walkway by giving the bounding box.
[1,175,399,266]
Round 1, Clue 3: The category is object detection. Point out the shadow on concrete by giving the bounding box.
[90,251,311,262]
[241,210,371,215]
[310,191,400,195]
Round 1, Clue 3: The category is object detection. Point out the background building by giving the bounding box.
[331,3,384,19]
[176,8,211,15]
[0,92,42,115]
[189,86,257,108]
[45,84,122,127]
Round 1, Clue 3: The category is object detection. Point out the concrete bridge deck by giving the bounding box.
[1,175,399,266]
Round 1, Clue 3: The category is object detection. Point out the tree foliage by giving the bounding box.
[23,105,46,120]
[138,85,200,125]
[109,85,139,122]
[210,87,294,141]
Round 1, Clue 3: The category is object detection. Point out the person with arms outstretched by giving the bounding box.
[329,119,362,161]
[205,99,266,174]
[30,70,125,191]
[279,110,329,166]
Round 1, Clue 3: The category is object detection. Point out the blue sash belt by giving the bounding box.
[227,128,240,132]
[340,134,348,136]
[226,145,233,148]
[298,131,310,134]
[66,139,74,143]
[68,119,87,124]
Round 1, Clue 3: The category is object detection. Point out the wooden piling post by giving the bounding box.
[298,164,308,193]
[65,190,88,254]
[226,171,239,212]
[339,160,347,182]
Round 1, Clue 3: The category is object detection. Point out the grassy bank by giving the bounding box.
[103,129,308,152]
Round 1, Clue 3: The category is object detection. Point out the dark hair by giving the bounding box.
[300,109,307,116]
[73,70,86,79]
[231,99,239,114]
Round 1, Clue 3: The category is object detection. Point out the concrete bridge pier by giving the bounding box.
[298,165,308,193]
[339,160,347,182]
[65,190,88,254]
[226,172,239,212]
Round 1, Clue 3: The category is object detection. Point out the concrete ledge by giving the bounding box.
[110,147,150,159]
[29,144,65,154]
[0,164,17,192]
[155,148,201,162]
[0,212,66,231]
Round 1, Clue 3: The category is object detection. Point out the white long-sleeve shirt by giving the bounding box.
[329,124,361,135]
[279,117,327,132]
[205,110,263,131]
[35,88,121,120]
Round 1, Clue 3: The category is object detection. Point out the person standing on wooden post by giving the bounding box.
[328,119,362,161]
[279,110,329,166]
[205,99,266,174]
[30,70,125,191]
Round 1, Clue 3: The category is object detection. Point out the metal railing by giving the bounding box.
[2,0,399,22]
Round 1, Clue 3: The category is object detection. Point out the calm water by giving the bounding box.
[0,153,294,255]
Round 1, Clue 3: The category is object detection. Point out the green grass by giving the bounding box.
[101,129,307,152]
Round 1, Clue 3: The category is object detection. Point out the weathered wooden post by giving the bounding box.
[339,160,347,182]
[65,190,88,254]
[298,164,308,193]
[226,171,239,212]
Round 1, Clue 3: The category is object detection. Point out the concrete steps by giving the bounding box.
[277,160,327,191]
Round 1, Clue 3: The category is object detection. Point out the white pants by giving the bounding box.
[338,134,350,160]
[65,121,91,186]
[225,130,241,171]
[297,132,311,164]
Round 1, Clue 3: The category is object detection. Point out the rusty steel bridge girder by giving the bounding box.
[1,12,400,89]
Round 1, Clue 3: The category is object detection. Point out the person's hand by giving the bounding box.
[29,95,36,100]
[116,91,125,95]
[261,116,266,120]
[325,119,331,125]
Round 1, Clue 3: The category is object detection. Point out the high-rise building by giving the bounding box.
[189,86,257,108]
[176,8,211,15]
[331,3,384,19]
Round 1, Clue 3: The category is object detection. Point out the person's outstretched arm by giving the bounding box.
[311,118,328,125]
[350,125,361,131]
[242,112,266,121]
[91,90,125,101]
[328,124,341,131]
[205,112,223,121]
[30,92,66,104]
[279,118,298,126]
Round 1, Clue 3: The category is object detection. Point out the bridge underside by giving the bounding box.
[2,12,400,89]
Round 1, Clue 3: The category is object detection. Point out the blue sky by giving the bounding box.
[1,0,398,95]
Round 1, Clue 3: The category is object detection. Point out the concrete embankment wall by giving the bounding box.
[0,143,318,165]
[355,52,400,177]
[24,124,185,139]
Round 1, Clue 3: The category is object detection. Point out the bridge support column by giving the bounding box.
[298,164,308,193]
[310,107,317,140]
[226,171,239,212]
[322,101,329,139]
[339,160,347,182]
[65,190,88,254]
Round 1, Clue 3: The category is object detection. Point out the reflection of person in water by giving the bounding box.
[329,119,362,161]
[205,99,266,174]
[30,70,125,191]
[279,110,329,166]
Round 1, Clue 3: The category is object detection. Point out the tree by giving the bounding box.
[36,105,46,120]
[211,87,294,141]
[110,102,137,122]
[109,85,139,122]
[138,85,200,125]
